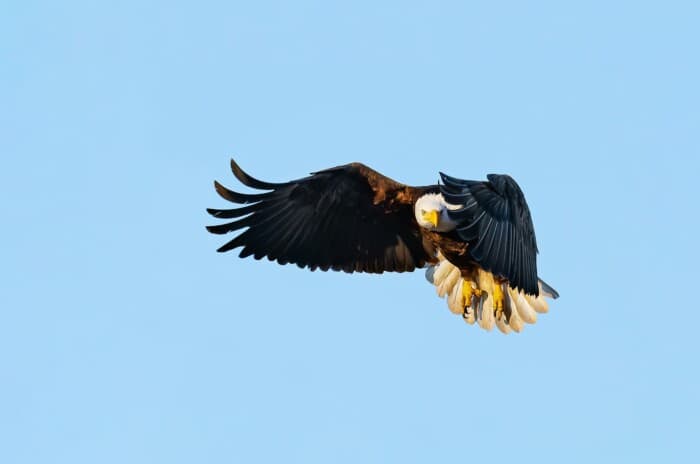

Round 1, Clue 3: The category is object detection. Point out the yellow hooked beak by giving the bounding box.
[422,209,439,228]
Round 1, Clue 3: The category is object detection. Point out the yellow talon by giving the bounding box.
[462,281,473,307]
[462,280,483,309]
[492,283,505,318]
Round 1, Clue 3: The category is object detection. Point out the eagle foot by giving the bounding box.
[492,283,505,318]
[494,306,503,321]
[461,280,482,309]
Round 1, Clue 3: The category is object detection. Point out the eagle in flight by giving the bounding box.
[207,160,559,334]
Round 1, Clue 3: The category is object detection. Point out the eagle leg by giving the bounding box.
[461,280,481,309]
[492,282,505,320]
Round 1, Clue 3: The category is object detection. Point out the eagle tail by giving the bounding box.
[426,257,558,334]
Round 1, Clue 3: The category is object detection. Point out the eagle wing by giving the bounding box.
[439,172,540,296]
[207,160,434,273]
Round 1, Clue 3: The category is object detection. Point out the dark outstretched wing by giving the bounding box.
[207,160,434,273]
[439,173,539,295]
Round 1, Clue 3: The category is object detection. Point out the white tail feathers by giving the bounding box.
[506,291,524,332]
[513,289,538,324]
[425,256,559,334]
[447,278,464,315]
[439,268,461,298]
[432,260,454,297]
[526,292,549,314]
[477,292,495,331]
[495,312,511,334]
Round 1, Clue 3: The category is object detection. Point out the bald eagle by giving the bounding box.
[207,160,559,333]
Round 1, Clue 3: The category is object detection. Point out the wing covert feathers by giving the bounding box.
[439,172,540,296]
[207,160,433,273]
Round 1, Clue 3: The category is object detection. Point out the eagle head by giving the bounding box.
[414,193,459,232]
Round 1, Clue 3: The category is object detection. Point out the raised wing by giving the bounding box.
[439,172,540,295]
[207,160,433,273]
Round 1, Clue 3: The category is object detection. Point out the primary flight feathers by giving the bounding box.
[207,159,559,333]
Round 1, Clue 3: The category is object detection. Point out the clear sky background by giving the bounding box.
[2,1,699,463]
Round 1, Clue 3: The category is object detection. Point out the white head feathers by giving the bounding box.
[414,193,461,232]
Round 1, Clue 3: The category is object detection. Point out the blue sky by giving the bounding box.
[2,1,699,462]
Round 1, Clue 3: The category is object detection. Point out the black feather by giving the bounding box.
[207,160,431,274]
[441,173,540,296]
